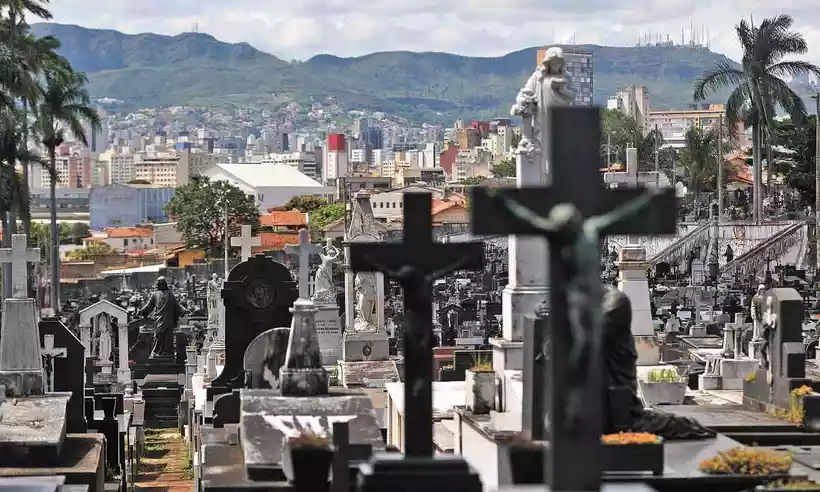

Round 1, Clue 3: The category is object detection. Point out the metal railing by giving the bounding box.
[720,221,807,278]
[649,222,711,266]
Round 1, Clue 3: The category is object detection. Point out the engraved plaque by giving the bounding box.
[247,280,274,310]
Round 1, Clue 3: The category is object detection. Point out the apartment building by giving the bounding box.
[452,148,492,182]
[608,86,651,132]
[536,47,594,106]
[34,149,92,189]
[649,104,740,149]
[261,151,319,179]
[133,151,189,187]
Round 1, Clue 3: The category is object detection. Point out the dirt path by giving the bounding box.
[134,429,193,492]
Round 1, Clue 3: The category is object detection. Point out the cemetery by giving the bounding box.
[6,45,820,492]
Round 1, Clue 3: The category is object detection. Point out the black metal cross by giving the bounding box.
[470,106,677,491]
[349,192,484,457]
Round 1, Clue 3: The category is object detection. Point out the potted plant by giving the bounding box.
[601,432,664,475]
[758,479,820,490]
[507,438,545,484]
[465,362,495,414]
[699,447,793,476]
[283,431,333,490]
[638,367,687,406]
[439,363,460,382]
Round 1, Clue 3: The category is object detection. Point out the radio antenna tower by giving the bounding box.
[192,22,199,33]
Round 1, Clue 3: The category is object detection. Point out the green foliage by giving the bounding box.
[460,176,487,186]
[71,222,89,244]
[491,158,515,178]
[29,221,73,246]
[66,240,114,260]
[647,368,682,383]
[127,179,150,185]
[281,195,328,213]
[308,203,345,239]
[510,132,520,151]
[678,126,734,200]
[773,116,817,206]
[163,176,259,256]
[29,23,744,122]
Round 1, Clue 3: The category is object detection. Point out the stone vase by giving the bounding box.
[465,369,495,414]
[637,380,687,406]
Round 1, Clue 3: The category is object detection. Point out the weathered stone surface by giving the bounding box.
[242,327,290,390]
[342,331,389,362]
[338,360,400,388]
[0,394,70,466]
[314,303,342,365]
[0,298,43,397]
[280,299,328,396]
[39,320,86,434]
[239,389,383,480]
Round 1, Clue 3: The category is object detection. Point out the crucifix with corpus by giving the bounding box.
[231,224,261,262]
[470,106,677,491]
[41,334,67,392]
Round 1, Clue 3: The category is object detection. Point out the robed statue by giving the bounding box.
[139,276,186,358]
[354,272,377,332]
[313,239,341,303]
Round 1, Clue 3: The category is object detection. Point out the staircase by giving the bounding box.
[141,356,183,428]
[721,221,808,278]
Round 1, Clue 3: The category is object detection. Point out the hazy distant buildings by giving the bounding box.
[608,86,651,132]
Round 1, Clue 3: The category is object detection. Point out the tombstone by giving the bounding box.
[617,245,659,365]
[231,224,261,262]
[39,319,87,433]
[210,255,298,388]
[744,287,814,409]
[78,300,129,383]
[242,327,291,390]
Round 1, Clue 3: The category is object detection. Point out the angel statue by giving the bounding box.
[313,239,341,303]
[512,46,576,165]
[354,273,378,332]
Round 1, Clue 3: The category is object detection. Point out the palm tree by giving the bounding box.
[0,107,37,235]
[693,14,820,223]
[679,126,735,215]
[35,67,100,312]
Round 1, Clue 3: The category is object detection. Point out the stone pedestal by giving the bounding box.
[617,245,654,336]
[699,373,722,390]
[749,339,765,362]
[689,324,708,337]
[0,298,44,397]
[343,331,389,362]
[280,298,328,396]
[315,302,342,365]
[720,359,758,390]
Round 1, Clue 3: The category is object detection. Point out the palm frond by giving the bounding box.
[767,60,820,80]
[693,60,745,101]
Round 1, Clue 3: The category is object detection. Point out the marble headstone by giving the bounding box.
[243,327,291,390]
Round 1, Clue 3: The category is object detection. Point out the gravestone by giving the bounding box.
[39,319,87,434]
[78,300,129,383]
[744,287,814,410]
[211,255,297,388]
[242,327,291,390]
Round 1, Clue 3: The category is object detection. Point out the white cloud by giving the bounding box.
[43,1,820,63]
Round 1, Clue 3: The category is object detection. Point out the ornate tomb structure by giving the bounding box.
[79,300,129,385]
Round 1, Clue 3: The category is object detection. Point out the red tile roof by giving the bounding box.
[253,232,301,252]
[105,227,153,238]
[261,211,307,228]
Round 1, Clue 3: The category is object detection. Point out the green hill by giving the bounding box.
[30,23,738,122]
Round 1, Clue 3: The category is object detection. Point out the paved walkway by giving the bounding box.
[134,429,193,492]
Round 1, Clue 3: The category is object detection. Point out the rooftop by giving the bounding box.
[260,210,307,228]
[104,227,153,238]
[208,163,327,189]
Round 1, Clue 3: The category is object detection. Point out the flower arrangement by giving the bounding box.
[761,479,820,490]
[746,372,757,382]
[470,361,494,373]
[698,447,792,476]
[288,431,329,448]
[128,359,136,368]
[601,432,661,445]
[441,363,455,370]
[786,385,815,424]
[646,368,682,383]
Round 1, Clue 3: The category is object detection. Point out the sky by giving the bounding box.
[45,1,820,62]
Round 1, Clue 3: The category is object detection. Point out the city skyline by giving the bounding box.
[42,2,820,62]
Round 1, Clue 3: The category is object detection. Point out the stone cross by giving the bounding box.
[470,106,676,490]
[41,334,66,392]
[284,228,322,299]
[230,224,261,262]
[0,234,40,299]
[349,192,484,457]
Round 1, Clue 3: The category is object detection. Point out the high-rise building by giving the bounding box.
[324,133,348,182]
[607,86,651,132]
[536,47,594,106]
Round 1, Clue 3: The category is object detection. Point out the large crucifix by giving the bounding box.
[471,106,676,491]
[0,234,40,299]
[230,225,261,262]
[349,193,484,457]
[41,334,67,392]
[284,228,322,300]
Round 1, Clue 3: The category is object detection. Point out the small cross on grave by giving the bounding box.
[471,106,677,490]
[230,224,261,262]
[0,234,40,299]
[41,334,67,392]
[284,228,322,299]
[603,147,662,244]
[349,192,484,458]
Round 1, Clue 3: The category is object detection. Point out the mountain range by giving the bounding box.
[30,23,741,123]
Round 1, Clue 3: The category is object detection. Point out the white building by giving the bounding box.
[259,152,318,179]
[607,86,651,133]
[203,163,333,212]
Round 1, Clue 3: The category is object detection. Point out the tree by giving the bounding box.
[491,158,515,178]
[678,126,734,212]
[281,195,328,213]
[71,222,90,244]
[693,14,820,219]
[460,176,487,186]
[66,241,114,261]
[772,116,817,207]
[307,203,345,239]
[35,66,101,312]
[164,176,259,256]
[601,109,640,165]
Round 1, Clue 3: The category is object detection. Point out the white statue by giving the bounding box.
[354,272,377,331]
[512,46,576,166]
[207,273,222,325]
[750,284,765,341]
[313,239,341,303]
